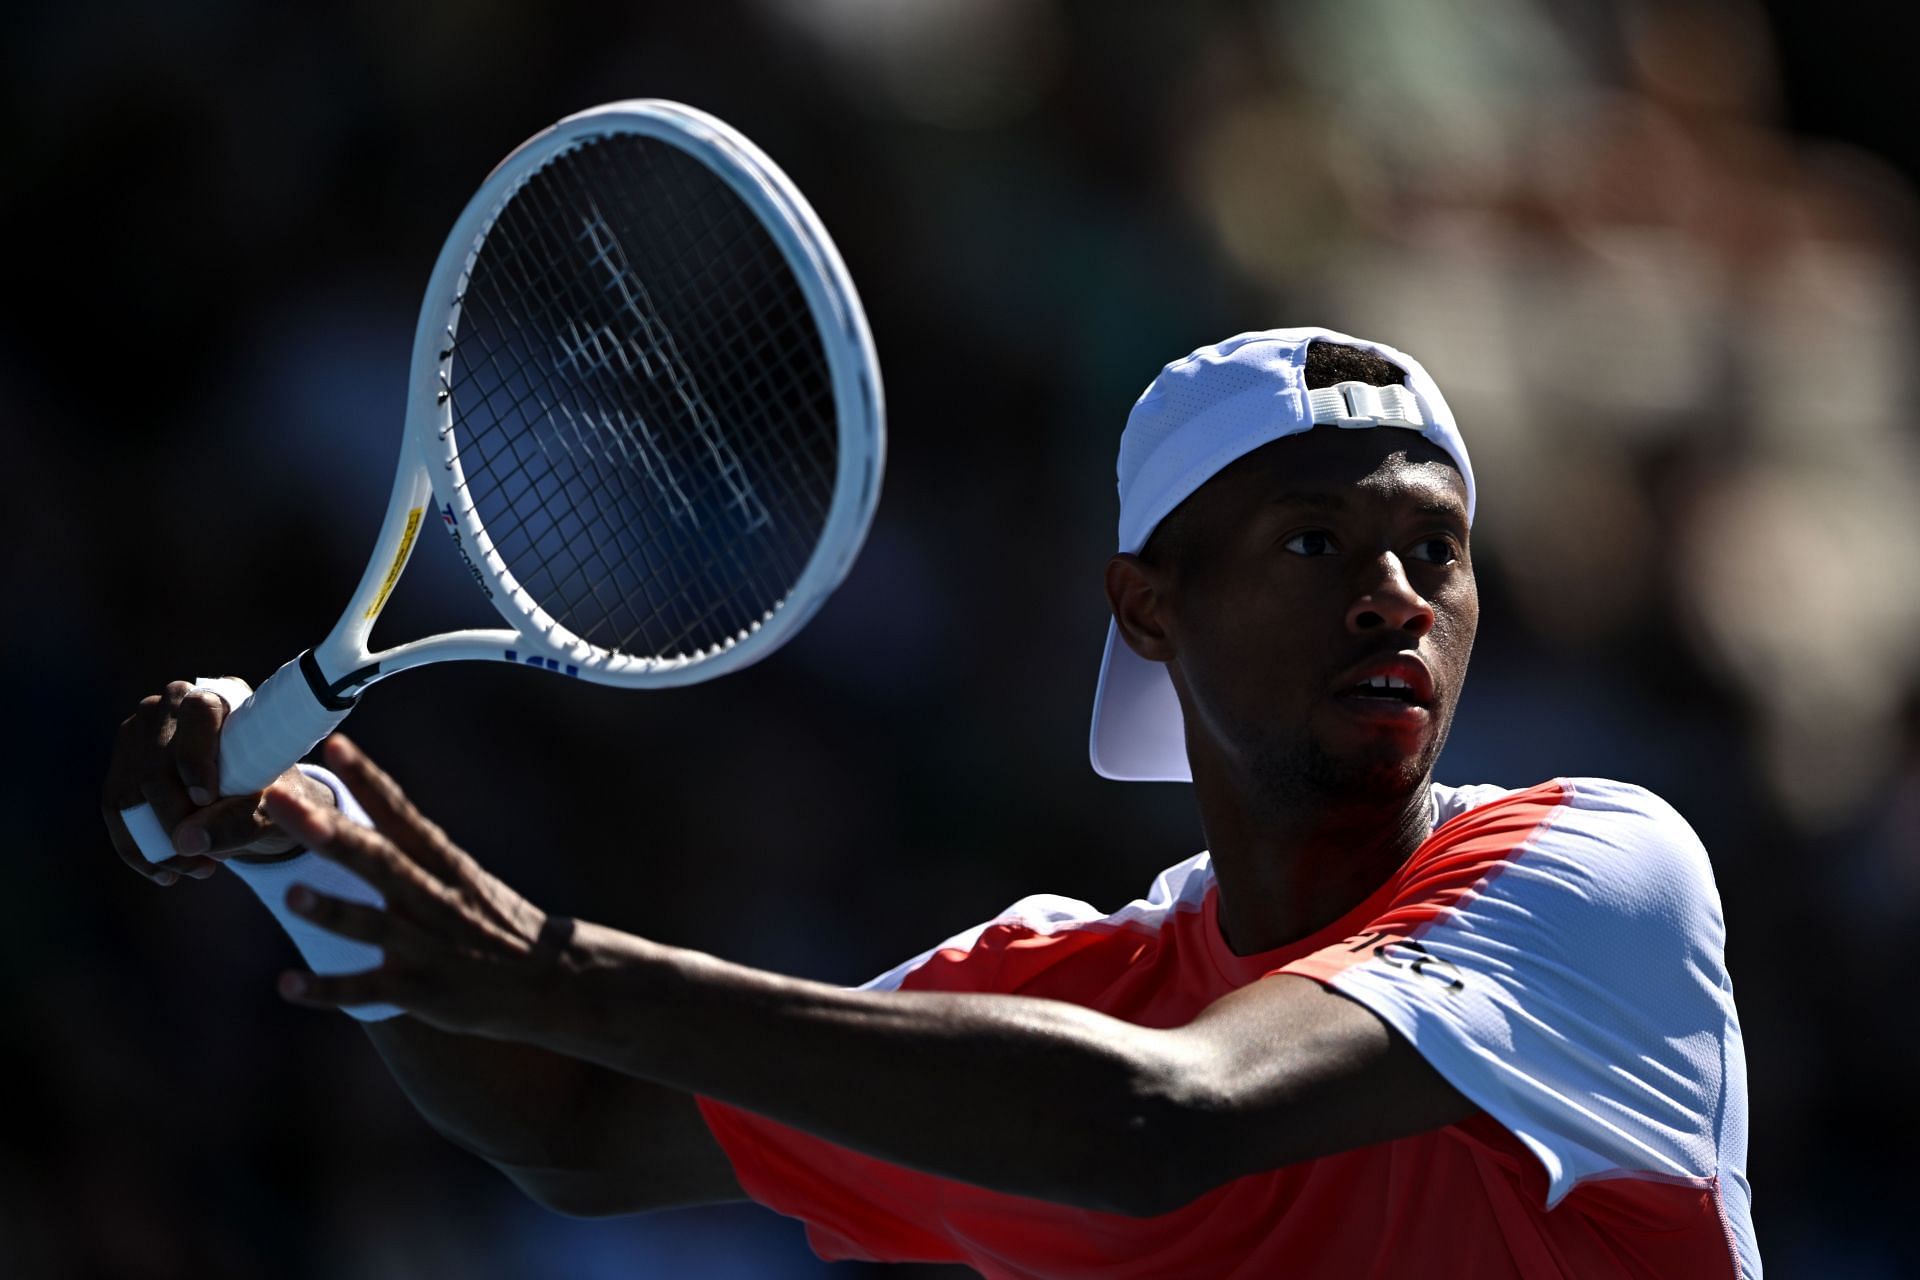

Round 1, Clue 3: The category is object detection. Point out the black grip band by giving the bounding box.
[298,649,363,711]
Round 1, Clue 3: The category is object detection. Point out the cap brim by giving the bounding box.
[1088,620,1192,782]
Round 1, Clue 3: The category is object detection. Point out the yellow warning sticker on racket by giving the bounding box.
[365,506,424,619]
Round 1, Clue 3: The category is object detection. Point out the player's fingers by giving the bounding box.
[104,688,223,883]
[103,804,218,879]
[134,681,202,831]
[171,794,271,858]
[321,736,464,880]
[285,885,414,949]
[104,813,185,885]
[138,772,199,843]
[169,688,228,806]
[103,710,180,884]
[263,783,451,917]
[153,680,194,752]
[103,696,164,813]
[276,968,398,1011]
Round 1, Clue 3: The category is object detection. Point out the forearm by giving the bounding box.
[533,922,1208,1215]
[362,1016,739,1212]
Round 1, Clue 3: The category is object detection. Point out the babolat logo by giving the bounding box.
[440,502,494,599]
[505,650,580,678]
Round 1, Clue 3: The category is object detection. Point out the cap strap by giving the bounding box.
[1307,381,1426,430]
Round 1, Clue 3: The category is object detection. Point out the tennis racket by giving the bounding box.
[122,99,884,863]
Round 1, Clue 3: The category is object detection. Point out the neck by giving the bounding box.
[1192,755,1434,957]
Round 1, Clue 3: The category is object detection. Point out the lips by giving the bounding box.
[1331,653,1436,708]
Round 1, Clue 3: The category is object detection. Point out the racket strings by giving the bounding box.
[455,288,671,646]
[541,171,828,656]
[574,194,767,532]
[542,150,830,646]
[580,166,840,646]
[506,146,830,636]
[469,202,786,644]
[448,133,839,661]
[467,180,791,637]
[607,149,837,506]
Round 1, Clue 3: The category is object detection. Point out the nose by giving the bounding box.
[1346,553,1435,638]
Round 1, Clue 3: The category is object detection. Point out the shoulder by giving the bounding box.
[1435,776,1709,868]
[1418,777,1723,942]
[1464,777,1725,952]
[1551,775,1735,936]
[1553,776,1699,828]
[1544,778,1719,911]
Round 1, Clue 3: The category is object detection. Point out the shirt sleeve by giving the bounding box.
[1278,778,1737,1209]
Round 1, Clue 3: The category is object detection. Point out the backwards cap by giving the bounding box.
[1089,326,1475,782]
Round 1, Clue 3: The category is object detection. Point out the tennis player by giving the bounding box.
[103,328,1758,1277]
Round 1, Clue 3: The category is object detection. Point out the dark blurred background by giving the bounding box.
[4,0,1915,1275]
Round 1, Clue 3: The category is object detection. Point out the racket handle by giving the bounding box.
[124,655,359,864]
[216,655,358,796]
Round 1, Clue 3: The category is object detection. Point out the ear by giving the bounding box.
[1105,553,1177,662]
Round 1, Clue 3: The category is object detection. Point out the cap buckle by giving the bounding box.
[1307,381,1427,430]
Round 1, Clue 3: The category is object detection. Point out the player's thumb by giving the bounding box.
[173,794,281,858]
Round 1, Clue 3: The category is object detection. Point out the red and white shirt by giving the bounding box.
[698,778,1759,1279]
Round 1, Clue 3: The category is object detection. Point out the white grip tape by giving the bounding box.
[226,765,401,1021]
[216,656,356,796]
[122,804,179,867]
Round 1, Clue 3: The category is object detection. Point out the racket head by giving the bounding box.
[402,100,884,689]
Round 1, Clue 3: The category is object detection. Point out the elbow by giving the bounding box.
[1105,1145,1214,1219]
[1089,1079,1235,1219]
[1098,1059,1244,1220]
[414,1115,648,1217]
[498,1162,650,1219]
[1089,1123,1214,1219]
[523,1188,630,1220]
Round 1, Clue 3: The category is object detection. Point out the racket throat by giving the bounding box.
[301,648,379,705]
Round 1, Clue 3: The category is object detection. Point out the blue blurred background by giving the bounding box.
[4,1,1916,1275]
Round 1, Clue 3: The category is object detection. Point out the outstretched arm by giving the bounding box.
[273,737,1477,1218]
[543,931,1471,1216]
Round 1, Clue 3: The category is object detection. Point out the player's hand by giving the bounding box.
[102,680,338,886]
[266,735,563,1037]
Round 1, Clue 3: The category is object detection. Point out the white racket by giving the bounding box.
[122,99,884,863]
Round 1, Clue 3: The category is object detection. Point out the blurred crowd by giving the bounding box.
[4,0,1914,1275]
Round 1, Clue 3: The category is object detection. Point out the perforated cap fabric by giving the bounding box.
[1091,327,1475,782]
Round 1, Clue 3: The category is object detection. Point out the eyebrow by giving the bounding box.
[1265,492,1348,512]
[1409,498,1469,523]
[1266,491,1468,522]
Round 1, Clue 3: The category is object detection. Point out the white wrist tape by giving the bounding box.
[222,764,404,1022]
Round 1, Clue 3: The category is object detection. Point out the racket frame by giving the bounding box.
[313,99,885,704]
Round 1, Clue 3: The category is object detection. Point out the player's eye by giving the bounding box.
[1282,530,1338,557]
[1406,536,1461,566]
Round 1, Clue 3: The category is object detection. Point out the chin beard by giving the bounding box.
[1242,723,1446,820]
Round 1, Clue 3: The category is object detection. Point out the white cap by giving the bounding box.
[1089,326,1476,782]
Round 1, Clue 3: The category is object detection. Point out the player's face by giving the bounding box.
[1158,427,1477,805]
